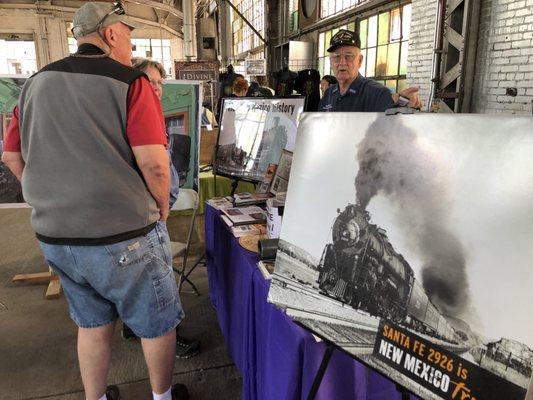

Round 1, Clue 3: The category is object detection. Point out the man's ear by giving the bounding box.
[101,26,116,47]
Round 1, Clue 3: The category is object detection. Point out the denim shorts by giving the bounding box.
[39,222,184,338]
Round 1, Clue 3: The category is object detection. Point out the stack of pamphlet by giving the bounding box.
[206,196,233,210]
[219,205,267,238]
[221,216,264,237]
[233,192,273,206]
[222,205,267,226]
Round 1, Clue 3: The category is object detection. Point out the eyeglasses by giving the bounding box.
[96,2,125,30]
[329,53,357,63]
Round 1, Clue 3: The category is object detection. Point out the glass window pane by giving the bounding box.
[400,41,409,75]
[385,80,397,92]
[332,27,339,36]
[378,12,390,45]
[359,19,368,49]
[319,58,324,77]
[325,56,331,75]
[376,45,388,77]
[390,8,401,42]
[319,33,325,57]
[366,47,376,77]
[325,30,332,51]
[368,15,377,48]
[360,49,367,77]
[348,22,355,32]
[397,79,407,92]
[403,4,412,40]
[386,42,400,76]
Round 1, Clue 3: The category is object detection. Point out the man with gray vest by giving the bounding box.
[1,2,188,400]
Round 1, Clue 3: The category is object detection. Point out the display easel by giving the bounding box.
[306,343,335,400]
[305,339,413,400]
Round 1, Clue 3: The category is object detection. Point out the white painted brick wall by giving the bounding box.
[471,0,533,114]
[407,0,533,114]
[406,0,438,109]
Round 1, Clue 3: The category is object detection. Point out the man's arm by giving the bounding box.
[126,77,169,219]
[131,144,170,221]
[1,151,25,181]
[2,106,24,180]
[394,87,423,109]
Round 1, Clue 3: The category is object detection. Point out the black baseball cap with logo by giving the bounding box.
[327,29,362,52]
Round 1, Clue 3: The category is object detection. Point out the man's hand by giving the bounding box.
[131,144,170,221]
[399,87,423,109]
[1,151,25,181]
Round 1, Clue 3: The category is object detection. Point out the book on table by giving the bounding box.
[221,215,264,237]
[206,196,233,210]
[222,206,267,226]
[233,192,274,206]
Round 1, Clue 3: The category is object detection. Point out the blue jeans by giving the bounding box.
[39,222,184,338]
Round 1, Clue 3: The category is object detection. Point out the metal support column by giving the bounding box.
[431,0,481,113]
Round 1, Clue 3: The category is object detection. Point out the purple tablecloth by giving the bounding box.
[205,204,418,400]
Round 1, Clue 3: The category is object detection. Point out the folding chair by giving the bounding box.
[169,188,201,295]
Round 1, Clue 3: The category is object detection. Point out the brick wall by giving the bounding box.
[471,0,533,114]
[406,0,438,110]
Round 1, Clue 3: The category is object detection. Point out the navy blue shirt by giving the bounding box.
[318,74,396,112]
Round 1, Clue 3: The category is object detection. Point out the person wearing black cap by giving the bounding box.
[318,29,422,112]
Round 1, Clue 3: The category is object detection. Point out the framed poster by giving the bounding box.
[214,96,304,183]
[268,113,533,400]
[0,75,28,203]
[161,80,202,190]
[269,149,292,195]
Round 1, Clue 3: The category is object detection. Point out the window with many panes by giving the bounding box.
[318,3,411,93]
[0,40,37,75]
[231,0,265,56]
[131,39,173,77]
[66,23,173,77]
[321,0,370,19]
[288,0,299,33]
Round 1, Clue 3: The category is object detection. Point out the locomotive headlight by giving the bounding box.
[341,220,360,242]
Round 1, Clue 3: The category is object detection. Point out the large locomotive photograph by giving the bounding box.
[317,203,457,344]
[267,113,533,399]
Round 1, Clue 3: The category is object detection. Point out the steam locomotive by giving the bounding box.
[318,204,457,342]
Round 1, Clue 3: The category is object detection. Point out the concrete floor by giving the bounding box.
[0,208,242,400]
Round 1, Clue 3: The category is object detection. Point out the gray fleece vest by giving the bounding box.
[18,44,160,244]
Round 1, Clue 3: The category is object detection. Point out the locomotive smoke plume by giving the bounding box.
[355,118,470,318]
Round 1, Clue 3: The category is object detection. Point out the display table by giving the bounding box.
[205,204,419,400]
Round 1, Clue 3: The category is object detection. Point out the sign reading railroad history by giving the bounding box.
[214,97,305,183]
[268,113,533,399]
[175,61,219,112]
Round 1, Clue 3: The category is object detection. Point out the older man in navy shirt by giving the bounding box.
[319,30,422,112]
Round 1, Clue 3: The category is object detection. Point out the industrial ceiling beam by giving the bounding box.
[0,2,182,37]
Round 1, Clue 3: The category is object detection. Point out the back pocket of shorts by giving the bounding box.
[152,267,177,310]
